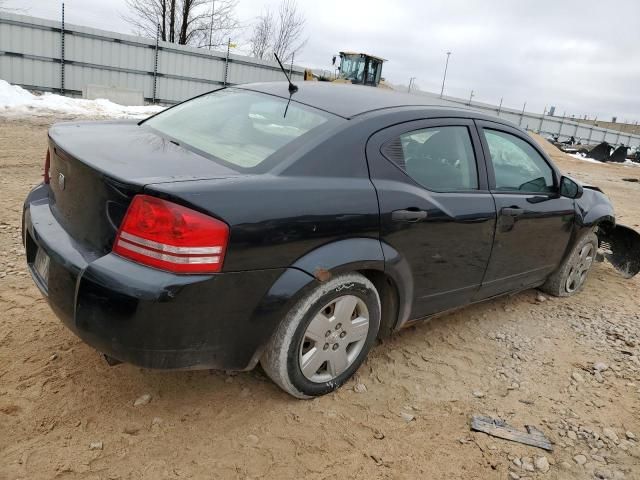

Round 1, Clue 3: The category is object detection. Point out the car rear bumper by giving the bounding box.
[23,184,293,370]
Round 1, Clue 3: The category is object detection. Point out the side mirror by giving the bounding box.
[560,176,583,199]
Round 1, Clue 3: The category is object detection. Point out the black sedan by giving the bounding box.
[23,82,640,398]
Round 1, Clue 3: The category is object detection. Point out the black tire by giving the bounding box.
[260,273,381,398]
[540,231,598,297]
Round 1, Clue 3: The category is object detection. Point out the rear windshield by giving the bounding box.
[144,88,333,170]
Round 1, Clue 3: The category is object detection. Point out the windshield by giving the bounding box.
[144,88,332,170]
[339,54,365,83]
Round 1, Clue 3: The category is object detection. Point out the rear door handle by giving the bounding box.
[501,207,525,217]
[392,209,428,222]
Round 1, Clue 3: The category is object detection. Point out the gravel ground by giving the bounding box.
[1,118,639,479]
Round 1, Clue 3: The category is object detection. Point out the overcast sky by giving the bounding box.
[4,0,639,122]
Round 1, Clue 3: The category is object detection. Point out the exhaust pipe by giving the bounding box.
[102,353,123,366]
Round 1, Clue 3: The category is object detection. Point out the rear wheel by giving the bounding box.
[541,231,598,297]
[261,273,380,398]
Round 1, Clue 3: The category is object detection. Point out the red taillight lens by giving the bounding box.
[44,149,51,184]
[113,195,229,274]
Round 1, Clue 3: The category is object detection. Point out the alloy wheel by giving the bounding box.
[299,294,370,383]
[565,243,594,293]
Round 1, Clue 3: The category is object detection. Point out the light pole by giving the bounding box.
[468,89,474,106]
[439,51,451,98]
[408,77,416,93]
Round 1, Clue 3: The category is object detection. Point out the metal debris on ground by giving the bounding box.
[470,415,553,451]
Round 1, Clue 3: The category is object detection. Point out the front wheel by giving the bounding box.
[541,231,598,297]
[261,273,381,398]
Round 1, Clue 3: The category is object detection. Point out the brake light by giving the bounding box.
[44,149,50,184]
[113,195,229,274]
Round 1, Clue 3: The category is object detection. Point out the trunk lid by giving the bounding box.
[47,121,239,254]
[49,120,239,183]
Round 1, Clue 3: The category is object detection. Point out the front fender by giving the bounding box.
[575,187,615,228]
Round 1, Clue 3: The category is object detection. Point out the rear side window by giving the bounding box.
[382,126,478,191]
[483,129,555,193]
[144,89,332,170]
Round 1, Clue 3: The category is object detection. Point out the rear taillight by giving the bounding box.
[44,149,51,184]
[113,195,229,274]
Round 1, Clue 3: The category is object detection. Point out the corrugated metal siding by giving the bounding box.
[414,91,640,149]
[0,12,305,104]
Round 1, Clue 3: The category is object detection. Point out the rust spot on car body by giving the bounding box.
[314,267,332,282]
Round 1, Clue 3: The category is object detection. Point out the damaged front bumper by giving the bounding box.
[598,224,640,278]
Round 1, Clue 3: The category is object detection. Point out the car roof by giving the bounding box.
[237,81,509,124]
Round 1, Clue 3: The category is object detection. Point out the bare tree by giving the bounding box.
[248,0,306,63]
[249,9,275,60]
[272,0,306,63]
[169,0,176,42]
[123,0,240,47]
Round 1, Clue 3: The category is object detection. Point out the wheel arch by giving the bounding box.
[356,269,400,338]
[289,237,413,334]
[246,238,414,368]
[562,189,616,269]
[575,187,616,230]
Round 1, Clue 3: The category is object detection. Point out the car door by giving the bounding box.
[474,120,575,299]
[366,118,496,321]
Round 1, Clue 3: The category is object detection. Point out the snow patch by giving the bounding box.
[0,79,164,118]
[567,153,602,164]
[567,152,639,167]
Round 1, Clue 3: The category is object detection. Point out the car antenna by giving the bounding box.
[274,53,298,94]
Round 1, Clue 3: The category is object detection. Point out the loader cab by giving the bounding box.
[334,52,385,87]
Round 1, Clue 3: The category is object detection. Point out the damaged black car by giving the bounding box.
[22,82,640,398]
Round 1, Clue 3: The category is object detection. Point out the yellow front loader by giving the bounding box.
[305,52,389,88]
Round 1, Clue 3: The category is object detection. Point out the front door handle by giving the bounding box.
[392,208,428,222]
[501,207,525,217]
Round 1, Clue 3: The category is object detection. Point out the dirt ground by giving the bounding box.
[1,117,639,480]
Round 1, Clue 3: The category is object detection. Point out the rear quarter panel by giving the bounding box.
[145,174,380,272]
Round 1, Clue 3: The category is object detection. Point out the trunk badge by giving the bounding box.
[58,172,65,190]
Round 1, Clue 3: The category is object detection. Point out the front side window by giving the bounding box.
[144,89,331,170]
[483,129,555,193]
[381,126,478,191]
